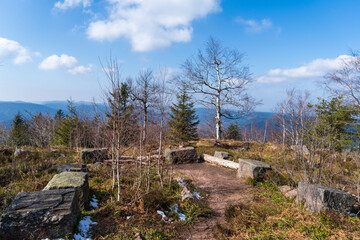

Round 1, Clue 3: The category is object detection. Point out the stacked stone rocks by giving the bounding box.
[0,162,89,240]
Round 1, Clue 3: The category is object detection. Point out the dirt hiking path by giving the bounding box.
[174,163,252,240]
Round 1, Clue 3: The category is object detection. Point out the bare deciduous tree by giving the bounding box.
[323,52,360,107]
[155,66,173,188]
[102,55,134,201]
[0,123,8,145]
[28,112,55,147]
[181,37,257,141]
[132,69,158,144]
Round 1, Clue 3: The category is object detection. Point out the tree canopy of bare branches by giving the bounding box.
[181,36,257,140]
[324,52,360,107]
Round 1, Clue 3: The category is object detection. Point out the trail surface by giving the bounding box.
[174,163,251,240]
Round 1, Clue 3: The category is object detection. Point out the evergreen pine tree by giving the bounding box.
[308,97,357,151]
[107,82,136,145]
[8,113,29,146]
[54,109,65,121]
[52,100,78,146]
[225,122,241,140]
[168,85,199,144]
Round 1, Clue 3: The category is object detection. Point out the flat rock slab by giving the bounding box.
[237,159,271,179]
[202,154,238,169]
[214,151,231,159]
[81,148,108,163]
[57,163,88,173]
[164,147,198,164]
[297,182,356,214]
[44,172,89,208]
[0,189,80,240]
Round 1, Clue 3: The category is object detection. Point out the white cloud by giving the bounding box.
[87,0,221,51]
[0,37,32,64]
[39,54,78,70]
[258,55,355,83]
[54,0,91,10]
[235,17,273,33]
[39,54,93,75]
[68,64,93,74]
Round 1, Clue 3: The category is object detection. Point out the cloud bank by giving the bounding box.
[258,55,355,83]
[0,37,32,64]
[86,0,221,51]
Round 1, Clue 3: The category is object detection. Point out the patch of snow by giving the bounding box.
[74,216,98,240]
[156,210,172,223]
[170,204,187,221]
[126,216,132,220]
[157,210,167,219]
[176,177,187,188]
[169,203,178,213]
[89,195,98,208]
[178,213,187,221]
[193,191,201,200]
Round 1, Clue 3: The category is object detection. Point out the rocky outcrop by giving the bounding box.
[214,151,231,159]
[57,163,88,173]
[297,182,356,214]
[0,189,80,240]
[202,154,238,169]
[43,172,89,208]
[237,159,271,179]
[81,148,108,163]
[164,147,198,164]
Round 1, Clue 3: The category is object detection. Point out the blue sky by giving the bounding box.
[1,0,360,111]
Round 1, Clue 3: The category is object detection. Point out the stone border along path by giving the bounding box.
[174,163,252,240]
[175,151,358,238]
[0,162,97,240]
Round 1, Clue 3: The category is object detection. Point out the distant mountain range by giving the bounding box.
[0,101,96,127]
[0,101,274,128]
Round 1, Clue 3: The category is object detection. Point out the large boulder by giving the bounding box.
[214,151,231,159]
[57,163,88,173]
[43,172,89,208]
[81,148,108,163]
[297,182,356,214]
[237,159,271,179]
[202,154,238,169]
[164,147,198,164]
[0,189,80,240]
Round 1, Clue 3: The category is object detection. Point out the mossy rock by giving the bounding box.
[43,172,89,208]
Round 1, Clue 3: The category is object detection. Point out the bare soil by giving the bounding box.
[174,163,252,240]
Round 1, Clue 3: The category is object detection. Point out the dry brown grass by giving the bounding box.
[215,181,360,240]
